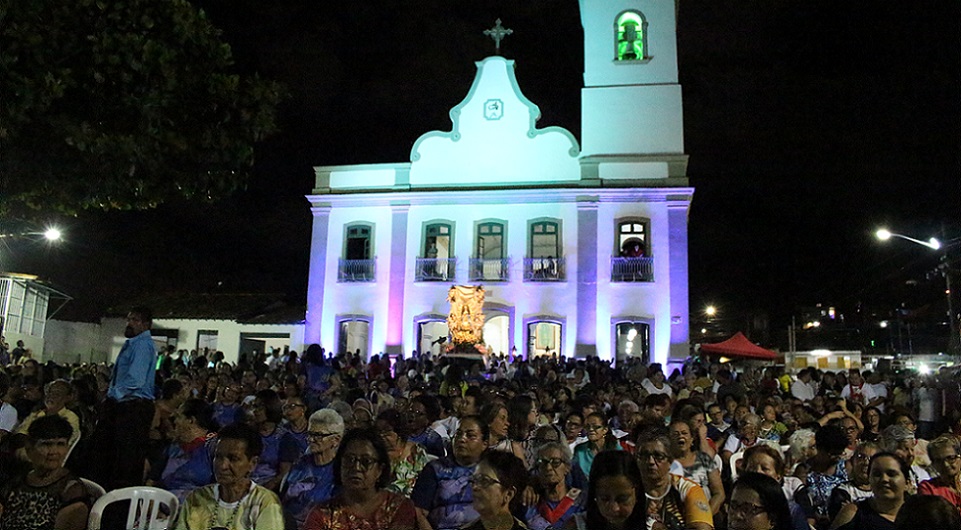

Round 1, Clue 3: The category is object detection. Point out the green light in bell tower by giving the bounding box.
[616,11,647,61]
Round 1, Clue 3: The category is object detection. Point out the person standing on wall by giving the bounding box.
[89,306,158,490]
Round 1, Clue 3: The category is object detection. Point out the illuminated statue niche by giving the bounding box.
[446,285,487,355]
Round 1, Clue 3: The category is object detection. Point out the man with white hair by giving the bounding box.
[281,408,345,528]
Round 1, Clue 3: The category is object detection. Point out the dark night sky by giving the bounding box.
[7,1,960,330]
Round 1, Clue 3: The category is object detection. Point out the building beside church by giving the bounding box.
[305,1,693,367]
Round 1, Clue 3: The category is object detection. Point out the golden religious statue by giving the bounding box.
[447,285,486,348]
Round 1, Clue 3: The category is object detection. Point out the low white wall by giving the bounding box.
[43,320,110,365]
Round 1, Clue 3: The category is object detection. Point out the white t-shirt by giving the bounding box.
[641,378,674,397]
[0,402,18,432]
[840,383,877,407]
[791,380,816,401]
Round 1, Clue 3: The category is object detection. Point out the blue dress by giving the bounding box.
[282,454,337,528]
[160,437,216,502]
[410,457,479,530]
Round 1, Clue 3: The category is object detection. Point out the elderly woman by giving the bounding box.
[376,408,431,496]
[173,422,284,529]
[829,452,908,530]
[246,389,299,491]
[727,472,794,530]
[525,441,586,530]
[463,450,529,530]
[149,398,218,503]
[0,416,91,530]
[282,408,345,529]
[573,412,624,478]
[829,442,879,521]
[669,418,725,515]
[742,444,809,530]
[636,427,713,530]
[918,434,961,512]
[721,413,771,467]
[13,380,81,451]
[303,427,416,530]
[412,415,488,530]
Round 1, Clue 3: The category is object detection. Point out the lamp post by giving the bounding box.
[876,228,958,354]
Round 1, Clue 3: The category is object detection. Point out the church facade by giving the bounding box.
[305,1,693,366]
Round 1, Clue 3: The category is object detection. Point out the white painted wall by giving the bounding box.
[42,320,108,364]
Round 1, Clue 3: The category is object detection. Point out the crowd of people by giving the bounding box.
[1,309,961,529]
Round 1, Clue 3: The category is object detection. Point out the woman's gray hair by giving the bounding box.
[309,401,354,432]
[880,424,915,452]
[788,429,816,461]
[536,441,573,463]
[310,408,345,434]
[927,434,961,459]
[741,413,762,429]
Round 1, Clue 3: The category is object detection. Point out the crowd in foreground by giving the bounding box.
[1,320,961,529]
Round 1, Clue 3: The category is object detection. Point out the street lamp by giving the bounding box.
[705,305,717,317]
[875,229,941,250]
[876,227,958,354]
[43,228,62,242]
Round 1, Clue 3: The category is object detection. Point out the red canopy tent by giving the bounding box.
[700,332,777,360]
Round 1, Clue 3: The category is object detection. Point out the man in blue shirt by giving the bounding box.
[90,306,158,490]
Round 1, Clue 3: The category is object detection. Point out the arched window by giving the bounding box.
[476,222,505,260]
[615,11,647,61]
[344,223,372,260]
[617,219,649,257]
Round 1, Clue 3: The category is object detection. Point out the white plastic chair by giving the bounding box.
[87,486,179,530]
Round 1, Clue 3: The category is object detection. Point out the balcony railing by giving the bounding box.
[523,257,565,281]
[414,257,457,282]
[338,258,376,282]
[469,257,511,282]
[611,257,654,282]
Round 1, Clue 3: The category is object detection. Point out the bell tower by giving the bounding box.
[578,0,686,174]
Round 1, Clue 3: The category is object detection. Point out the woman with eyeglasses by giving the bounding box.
[727,472,793,530]
[376,408,431,497]
[828,442,879,522]
[411,415,488,530]
[281,409,344,529]
[572,412,624,478]
[635,427,713,530]
[563,412,586,451]
[463,450,529,530]
[303,427,417,530]
[563,450,651,530]
[525,442,586,530]
[918,434,961,513]
[281,395,310,455]
[829,452,908,530]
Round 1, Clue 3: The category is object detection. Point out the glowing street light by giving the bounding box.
[876,227,957,353]
[705,305,717,317]
[43,228,62,242]
[875,228,941,250]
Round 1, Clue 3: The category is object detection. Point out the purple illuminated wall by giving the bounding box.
[305,207,331,345]
[385,205,409,355]
[576,202,598,357]
[668,202,690,360]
